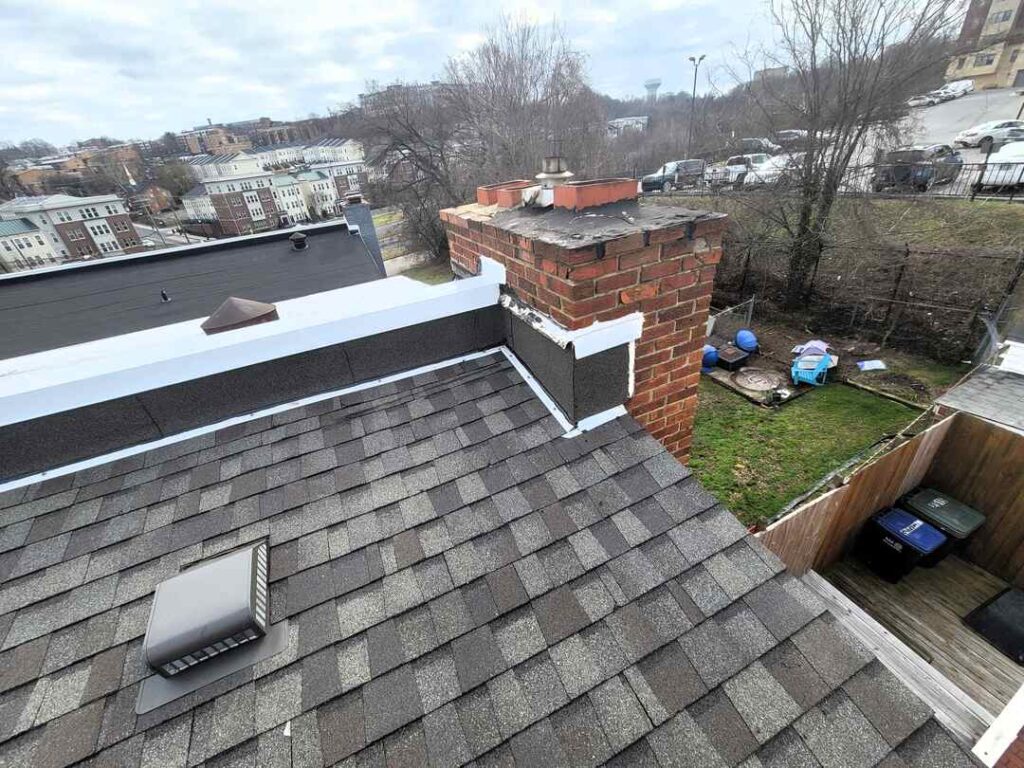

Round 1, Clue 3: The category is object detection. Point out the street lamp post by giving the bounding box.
[686,54,706,159]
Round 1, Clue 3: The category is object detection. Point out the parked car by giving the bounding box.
[870,145,963,192]
[640,159,706,192]
[928,89,956,103]
[775,129,808,147]
[977,141,1024,190]
[907,94,939,108]
[954,120,1024,152]
[745,153,805,185]
[740,137,782,154]
[705,154,771,186]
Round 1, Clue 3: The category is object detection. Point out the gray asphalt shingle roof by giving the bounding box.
[0,353,978,767]
[936,365,1024,432]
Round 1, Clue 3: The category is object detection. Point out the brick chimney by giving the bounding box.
[440,175,725,463]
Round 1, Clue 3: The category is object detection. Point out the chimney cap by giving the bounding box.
[201,296,279,335]
[289,231,308,250]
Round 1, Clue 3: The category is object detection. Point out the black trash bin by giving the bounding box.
[900,488,985,567]
[856,507,947,583]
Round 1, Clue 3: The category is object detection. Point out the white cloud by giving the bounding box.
[0,0,770,143]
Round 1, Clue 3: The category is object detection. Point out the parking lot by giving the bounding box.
[906,87,1023,161]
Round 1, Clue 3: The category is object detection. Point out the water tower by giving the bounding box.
[644,79,662,103]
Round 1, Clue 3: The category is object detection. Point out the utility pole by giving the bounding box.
[686,54,706,159]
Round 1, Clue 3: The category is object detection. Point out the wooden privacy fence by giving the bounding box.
[758,415,955,575]
[925,414,1024,587]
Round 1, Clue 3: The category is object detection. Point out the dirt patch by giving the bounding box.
[726,313,966,405]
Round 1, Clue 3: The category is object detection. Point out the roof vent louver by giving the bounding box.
[200,296,278,335]
[289,231,308,250]
[144,542,269,678]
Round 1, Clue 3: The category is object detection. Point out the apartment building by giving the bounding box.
[302,137,362,164]
[310,159,368,197]
[0,218,61,272]
[178,125,253,156]
[249,142,306,169]
[181,153,264,181]
[947,0,1024,88]
[0,194,143,260]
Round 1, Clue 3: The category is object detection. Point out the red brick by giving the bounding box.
[604,233,646,257]
[698,247,722,265]
[561,293,618,318]
[648,225,689,244]
[662,271,698,291]
[619,246,662,270]
[640,292,678,313]
[641,260,681,281]
[620,283,659,304]
[595,269,638,294]
[595,305,638,322]
[662,239,695,258]
[569,259,619,281]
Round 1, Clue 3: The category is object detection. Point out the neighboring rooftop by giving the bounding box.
[0,218,40,238]
[0,221,385,360]
[0,194,122,214]
[0,352,977,767]
[937,345,1024,433]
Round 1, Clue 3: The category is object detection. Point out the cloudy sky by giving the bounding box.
[1,0,769,146]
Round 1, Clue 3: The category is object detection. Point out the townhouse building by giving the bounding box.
[0,219,61,272]
[0,194,143,260]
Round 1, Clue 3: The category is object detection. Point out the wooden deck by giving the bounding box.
[825,556,1024,717]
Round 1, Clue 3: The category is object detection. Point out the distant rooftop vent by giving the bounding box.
[200,296,278,335]
[290,231,308,250]
[144,543,268,677]
[345,191,363,205]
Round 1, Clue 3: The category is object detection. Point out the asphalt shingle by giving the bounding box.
[0,353,976,768]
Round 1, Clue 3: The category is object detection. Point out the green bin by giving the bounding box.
[900,487,986,566]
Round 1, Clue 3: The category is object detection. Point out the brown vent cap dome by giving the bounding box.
[201,296,279,335]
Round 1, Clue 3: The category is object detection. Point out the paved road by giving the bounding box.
[906,87,1024,161]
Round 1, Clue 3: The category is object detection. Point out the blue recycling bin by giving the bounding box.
[856,507,947,583]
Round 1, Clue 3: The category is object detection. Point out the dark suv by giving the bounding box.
[641,159,706,192]
[871,145,962,192]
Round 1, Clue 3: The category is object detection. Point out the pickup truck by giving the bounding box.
[641,159,706,192]
[704,154,771,187]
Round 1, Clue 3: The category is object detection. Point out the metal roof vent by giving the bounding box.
[200,296,278,335]
[143,543,268,677]
[289,231,308,250]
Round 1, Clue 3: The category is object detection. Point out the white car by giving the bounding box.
[704,154,771,186]
[745,153,804,185]
[907,94,939,108]
[954,120,1024,150]
[978,142,1024,189]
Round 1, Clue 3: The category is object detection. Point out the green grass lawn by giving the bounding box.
[401,259,455,285]
[689,378,918,527]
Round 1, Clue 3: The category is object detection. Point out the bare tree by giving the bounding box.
[358,17,610,256]
[745,0,959,307]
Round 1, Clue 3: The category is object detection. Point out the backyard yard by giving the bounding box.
[402,258,455,285]
[690,378,920,527]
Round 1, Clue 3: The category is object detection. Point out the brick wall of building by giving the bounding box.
[54,221,99,259]
[211,193,250,237]
[107,214,144,254]
[440,198,724,462]
[998,728,1024,768]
